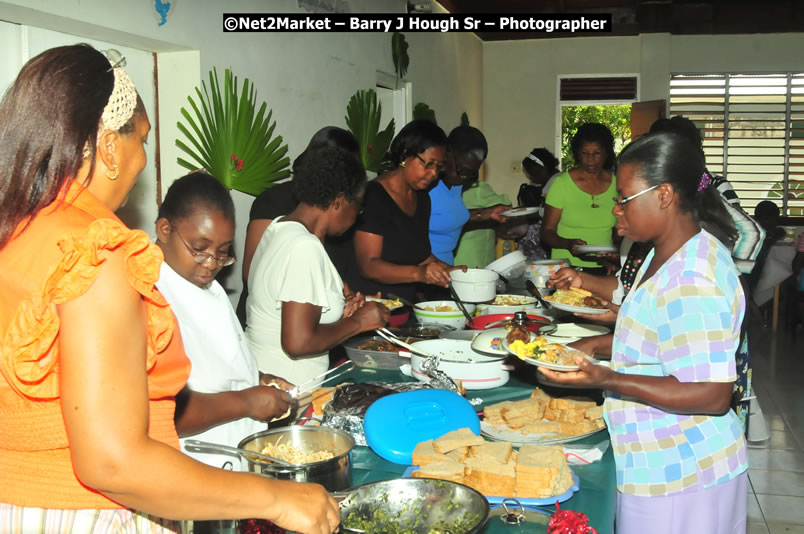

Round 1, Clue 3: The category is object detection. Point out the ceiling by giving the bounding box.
[433,0,804,41]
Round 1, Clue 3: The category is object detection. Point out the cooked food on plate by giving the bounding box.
[544,287,607,309]
[356,339,398,352]
[491,295,532,306]
[508,340,586,367]
[504,324,532,345]
[367,297,403,308]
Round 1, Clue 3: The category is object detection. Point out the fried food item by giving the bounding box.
[505,324,531,345]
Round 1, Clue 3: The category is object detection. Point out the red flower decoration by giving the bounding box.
[548,501,598,534]
[230,153,244,172]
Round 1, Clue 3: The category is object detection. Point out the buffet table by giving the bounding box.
[331,365,617,534]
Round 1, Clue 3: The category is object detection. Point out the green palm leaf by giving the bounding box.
[176,67,290,195]
[345,89,395,172]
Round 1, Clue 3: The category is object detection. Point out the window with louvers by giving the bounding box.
[669,73,804,216]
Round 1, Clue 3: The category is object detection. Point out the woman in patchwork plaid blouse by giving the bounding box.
[542,132,748,534]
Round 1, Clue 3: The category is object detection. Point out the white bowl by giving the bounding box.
[413,300,477,330]
[450,269,499,302]
[403,339,511,390]
[523,259,571,287]
[485,250,527,279]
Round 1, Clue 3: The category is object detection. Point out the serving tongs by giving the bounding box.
[525,280,551,310]
[183,439,296,467]
[447,281,476,328]
[375,328,432,357]
[375,329,460,393]
[288,360,355,400]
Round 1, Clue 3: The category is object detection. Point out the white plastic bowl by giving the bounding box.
[413,300,477,330]
[523,259,571,287]
[401,339,511,390]
[450,269,499,302]
[485,250,527,279]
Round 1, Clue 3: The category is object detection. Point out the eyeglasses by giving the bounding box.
[173,228,236,267]
[613,184,661,207]
[451,152,479,180]
[415,153,445,173]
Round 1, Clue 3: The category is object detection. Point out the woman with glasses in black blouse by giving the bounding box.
[349,120,465,305]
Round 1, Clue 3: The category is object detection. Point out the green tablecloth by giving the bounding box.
[332,366,616,534]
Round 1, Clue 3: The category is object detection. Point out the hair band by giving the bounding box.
[526,153,545,167]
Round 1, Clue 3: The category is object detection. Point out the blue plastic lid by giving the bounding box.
[363,389,480,465]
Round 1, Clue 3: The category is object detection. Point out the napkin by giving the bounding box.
[563,440,610,465]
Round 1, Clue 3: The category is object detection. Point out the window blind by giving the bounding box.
[670,73,804,216]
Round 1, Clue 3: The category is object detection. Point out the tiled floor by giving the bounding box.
[745,323,804,534]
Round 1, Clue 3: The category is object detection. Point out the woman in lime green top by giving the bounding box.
[542,123,617,270]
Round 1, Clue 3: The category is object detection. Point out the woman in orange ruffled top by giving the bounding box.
[0,44,339,533]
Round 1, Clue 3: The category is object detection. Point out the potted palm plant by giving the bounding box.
[345,89,395,174]
[176,68,290,195]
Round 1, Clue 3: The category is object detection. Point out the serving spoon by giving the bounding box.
[448,281,476,328]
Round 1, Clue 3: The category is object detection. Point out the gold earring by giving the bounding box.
[400,160,407,168]
[106,163,119,180]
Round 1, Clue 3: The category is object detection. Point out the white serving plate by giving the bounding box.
[545,300,610,315]
[574,245,618,254]
[480,421,606,446]
[500,206,540,218]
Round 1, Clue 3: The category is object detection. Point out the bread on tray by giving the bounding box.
[483,389,605,440]
[433,427,485,453]
[410,427,574,500]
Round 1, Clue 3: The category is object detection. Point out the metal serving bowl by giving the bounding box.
[338,478,489,534]
[237,426,354,492]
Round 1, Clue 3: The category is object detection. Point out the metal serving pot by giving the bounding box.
[237,426,354,492]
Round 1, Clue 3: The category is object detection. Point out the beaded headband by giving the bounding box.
[82,51,138,159]
[99,50,138,132]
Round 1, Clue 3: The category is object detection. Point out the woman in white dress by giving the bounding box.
[154,172,294,469]
[246,147,390,385]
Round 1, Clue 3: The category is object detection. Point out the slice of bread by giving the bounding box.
[549,396,597,411]
[514,444,574,498]
[469,441,513,465]
[411,440,450,467]
[411,460,466,484]
[560,420,600,435]
[557,408,587,424]
[433,427,485,454]
[520,420,562,436]
[529,388,552,404]
[464,456,515,496]
[484,401,514,426]
[585,405,604,420]
[501,399,546,429]
[445,447,469,463]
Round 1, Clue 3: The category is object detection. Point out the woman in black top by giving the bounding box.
[350,120,462,302]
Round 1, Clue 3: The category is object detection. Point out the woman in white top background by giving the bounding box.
[154,172,294,469]
[246,146,389,385]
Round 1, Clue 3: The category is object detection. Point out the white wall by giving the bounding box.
[481,32,804,203]
[0,0,482,305]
